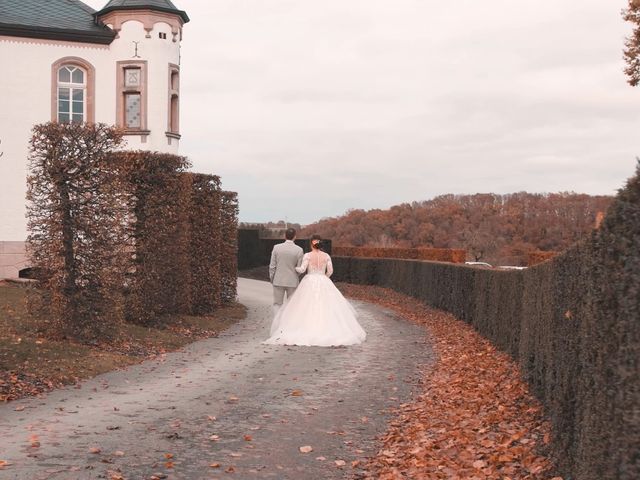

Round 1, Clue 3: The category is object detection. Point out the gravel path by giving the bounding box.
[0,278,434,480]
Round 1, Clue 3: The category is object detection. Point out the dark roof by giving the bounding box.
[97,0,189,23]
[0,0,116,44]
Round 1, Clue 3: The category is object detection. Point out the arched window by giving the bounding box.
[57,65,86,123]
[51,57,96,123]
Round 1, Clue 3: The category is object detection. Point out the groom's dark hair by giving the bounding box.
[285,228,296,240]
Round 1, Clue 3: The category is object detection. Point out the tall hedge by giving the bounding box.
[26,123,239,337]
[115,151,192,325]
[189,173,223,314]
[220,192,239,303]
[332,164,640,480]
[26,122,127,339]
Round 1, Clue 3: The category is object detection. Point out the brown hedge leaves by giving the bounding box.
[27,122,128,340]
[26,122,238,339]
[340,284,556,480]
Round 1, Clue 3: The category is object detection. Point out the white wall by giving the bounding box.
[0,37,113,242]
[109,20,182,153]
[0,18,183,278]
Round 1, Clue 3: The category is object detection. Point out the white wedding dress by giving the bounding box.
[264,251,366,346]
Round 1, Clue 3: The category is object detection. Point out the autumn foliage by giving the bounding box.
[220,191,240,304]
[527,250,557,266]
[26,123,238,338]
[301,193,611,265]
[341,284,556,480]
[26,122,128,339]
[116,151,193,325]
[333,246,465,263]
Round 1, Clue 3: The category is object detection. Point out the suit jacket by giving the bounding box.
[269,240,304,287]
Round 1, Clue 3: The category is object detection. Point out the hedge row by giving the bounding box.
[332,165,640,480]
[220,192,239,303]
[119,151,192,324]
[27,123,129,338]
[26,123,238,337]
[332,246,466,263]
[189,173,223,314]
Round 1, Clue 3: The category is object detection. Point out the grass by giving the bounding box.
[0,281,245,401]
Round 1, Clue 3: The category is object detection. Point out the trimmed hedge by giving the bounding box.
[26,123,239,337]
[332,165,640,480]
[220,192,239,303]
[332,246,465,263]
[237,229,262,270]
[26,123,128,339]
[189,173,223,314]
[117,151,192,325]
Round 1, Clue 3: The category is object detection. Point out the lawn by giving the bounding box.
[0,281,245,402]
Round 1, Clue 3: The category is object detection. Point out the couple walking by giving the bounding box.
[263,228,366,347]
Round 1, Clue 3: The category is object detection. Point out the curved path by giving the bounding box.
[0,279,434,480]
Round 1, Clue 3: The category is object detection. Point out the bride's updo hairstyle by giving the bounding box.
[310,234,323,251]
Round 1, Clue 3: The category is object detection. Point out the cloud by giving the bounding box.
[84,0,640,223]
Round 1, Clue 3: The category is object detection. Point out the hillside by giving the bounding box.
[300,192,613,265]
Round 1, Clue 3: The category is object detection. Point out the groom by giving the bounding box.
[269,228,304,315]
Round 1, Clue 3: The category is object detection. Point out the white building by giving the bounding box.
[0,0,189,278]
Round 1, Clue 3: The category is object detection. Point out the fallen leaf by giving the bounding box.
[299,446,313,453]
[472,460,486,469]
[290,389,304,396]
[335,460,346,467]
[209,463,220,468]
[164,453,173,459]
[89,447,101,454]
[243,435,253,441]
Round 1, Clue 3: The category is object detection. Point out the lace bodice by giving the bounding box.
[296,251,334,277]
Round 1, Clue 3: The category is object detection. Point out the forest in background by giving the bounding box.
[297,192,613,266]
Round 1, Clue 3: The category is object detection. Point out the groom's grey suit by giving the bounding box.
[269,239,304,308]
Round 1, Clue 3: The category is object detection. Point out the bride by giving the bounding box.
[264,235,366,347]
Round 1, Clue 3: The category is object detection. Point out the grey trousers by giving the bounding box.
[273,285,297,306]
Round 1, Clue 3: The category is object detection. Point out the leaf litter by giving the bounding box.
[339,284,559,480]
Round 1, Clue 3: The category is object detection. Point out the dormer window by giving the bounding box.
[159,32,167,39]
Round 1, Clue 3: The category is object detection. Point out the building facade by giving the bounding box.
[0,0,188,278]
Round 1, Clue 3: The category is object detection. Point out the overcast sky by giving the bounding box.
[87,0,640,224]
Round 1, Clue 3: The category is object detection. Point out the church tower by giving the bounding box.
[96,0,189,152]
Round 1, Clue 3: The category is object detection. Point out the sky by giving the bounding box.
[86,0,640,224]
